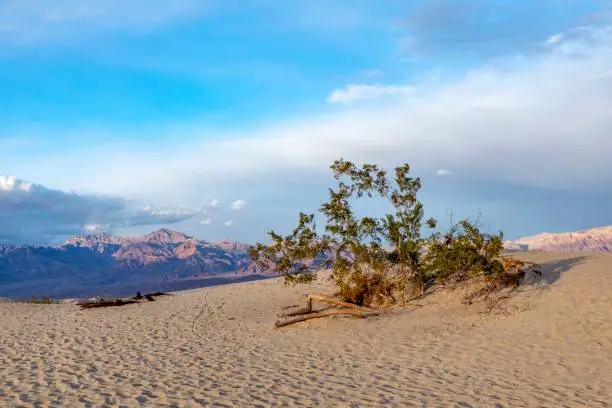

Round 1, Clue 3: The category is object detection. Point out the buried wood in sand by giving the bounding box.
[78,292,171,309]
[274,260,539,328]
[275,294,380,328]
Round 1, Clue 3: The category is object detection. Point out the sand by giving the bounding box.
[1,252,611,407]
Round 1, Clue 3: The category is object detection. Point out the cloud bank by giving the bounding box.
[3,22,612,244]
[0,176,195,245]
[14,24,610,202]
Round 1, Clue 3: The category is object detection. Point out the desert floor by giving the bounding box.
[1,252,611,407]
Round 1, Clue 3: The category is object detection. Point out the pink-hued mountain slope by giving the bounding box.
[505,225,612,253]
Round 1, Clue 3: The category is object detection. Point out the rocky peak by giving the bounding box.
[215,239,250,254]
[141,228,191,245]
[64,232,126,248]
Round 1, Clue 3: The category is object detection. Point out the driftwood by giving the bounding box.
[79,299,139,309]
[306,294,374,312]
[274,294,379,328]
[281,305,335,318]
[79,291,170,309]
[275,309,379,328]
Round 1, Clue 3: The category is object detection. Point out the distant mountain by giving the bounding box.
[0,229,268,299]
[215,239,251,255]
[505,226,612,253]
[7,224,609,299]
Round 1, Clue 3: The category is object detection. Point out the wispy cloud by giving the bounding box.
[436,169,453,176]
[4,26,612,205]
[230,199,246,210]
[224,220,233,227]
[327,84,413,104]
[201,199,220,209]
[0,0,210,44]
[0,176,195,245]
[399,0,607,59]
[200,218,212,225]
[0,0,400,47]
[546,33,564,46]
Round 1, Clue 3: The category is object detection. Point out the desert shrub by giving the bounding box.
[425,219,505,284]
[26,296,58,304]
[250,158,514,307]
[250,159,436,305]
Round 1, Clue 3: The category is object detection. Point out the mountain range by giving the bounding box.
[0,229,268,299]
[504,225,612,253]
[1,225,610,299]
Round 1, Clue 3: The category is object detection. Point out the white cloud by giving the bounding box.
[546,33,564,46]
[200,218,212,225]
[230,199,246,210]
[0,176,33,192]
[399,0,599,59]
[224,220,233,227]
[5,25,612,202]
[84,223,109,232]
[326,84,413,104]
[0,177,196,245]
[201,199,220,209]
[436,169,453,176]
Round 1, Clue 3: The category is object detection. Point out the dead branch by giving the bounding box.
[279,305,335,318]
[306,294,374,312]
[79,291,171,309]
[278,294,373,318]
[280,304,301,310]
[79,299,139,309]
[404,286,442,304]
[484,287,518,314]
[275,309,379,328]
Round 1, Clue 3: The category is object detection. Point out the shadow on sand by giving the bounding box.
[539,256,588,284]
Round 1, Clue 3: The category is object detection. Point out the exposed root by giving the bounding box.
[279,305,335,318]
[274,294,378,328]
[280,304,301,310]
[306,294,374,312]
[275,309,379,328]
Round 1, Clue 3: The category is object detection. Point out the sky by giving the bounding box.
[1,0,612,245]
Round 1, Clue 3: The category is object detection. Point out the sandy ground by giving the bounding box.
[1,252,611,407]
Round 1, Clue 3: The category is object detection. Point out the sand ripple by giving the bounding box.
[1,252,611,407]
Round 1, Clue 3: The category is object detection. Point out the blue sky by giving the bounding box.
[1,0,612,245]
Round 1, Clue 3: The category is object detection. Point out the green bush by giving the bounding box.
[250,159,511,307]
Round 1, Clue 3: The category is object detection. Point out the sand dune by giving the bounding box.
[1,252,611,407]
